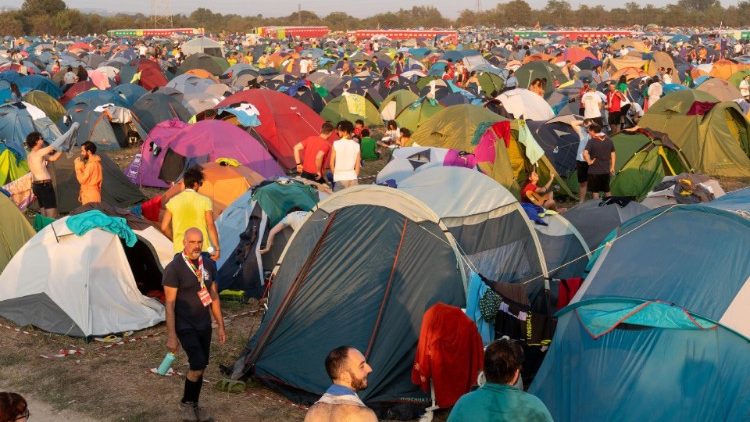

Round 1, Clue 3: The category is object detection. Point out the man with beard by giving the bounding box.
[304,346,377,422]
[163,228,226,422]
[74,141,102,205]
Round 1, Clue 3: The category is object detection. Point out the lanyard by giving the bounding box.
[182,253,205,289]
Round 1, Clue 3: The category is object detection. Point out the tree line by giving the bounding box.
[3,0,750,37]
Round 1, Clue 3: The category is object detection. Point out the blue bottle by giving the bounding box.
[157,352,176,375]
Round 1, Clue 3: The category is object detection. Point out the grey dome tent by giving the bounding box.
[563,199,649,250]
[230,186,466,419]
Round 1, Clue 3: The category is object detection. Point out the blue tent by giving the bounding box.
[530,188,750,421]
[0,72,61,98]
[110,83,147,108]
[0,103,61,157]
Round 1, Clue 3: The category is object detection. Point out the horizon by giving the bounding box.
[0,0,746,20]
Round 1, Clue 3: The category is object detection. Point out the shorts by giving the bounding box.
[300,171,325,184]
[334,179,358,192]
[576,161,589,184]
[32,180,57,209]
[608,111,622,125]
[587,173,611,193]
[177,328,212,370]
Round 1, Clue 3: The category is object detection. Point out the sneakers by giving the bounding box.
[179,402,214,422]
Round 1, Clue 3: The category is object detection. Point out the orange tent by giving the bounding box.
[564,46,596,64]
[524,53,554,64]
[709,60,749,81]
[612,67,647,82]
[185,68,216,79]
[164,161,265,218]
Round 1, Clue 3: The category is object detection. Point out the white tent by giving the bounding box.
[181,37,223,57]
[496,88,555,121]
[0,218,171,337]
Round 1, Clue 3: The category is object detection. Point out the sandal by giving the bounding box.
[94,335,122,343]
[216,379,246,393]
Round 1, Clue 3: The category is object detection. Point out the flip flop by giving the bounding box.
[216,379,246,393]
[94,335,122,343]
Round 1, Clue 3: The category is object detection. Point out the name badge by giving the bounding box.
[197,287,213,307]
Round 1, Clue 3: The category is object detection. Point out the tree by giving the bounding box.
[544,0,572,26]
[504,0,534,27]
[0,12,24,36]
[677,0,720,12]
[21,0,66,16]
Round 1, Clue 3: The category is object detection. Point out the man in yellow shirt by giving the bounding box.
[161,166,220,260]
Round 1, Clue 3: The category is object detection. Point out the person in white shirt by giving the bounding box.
[300,54,312,75]
[740,75,750,100]
[663,68,673,85]
[581,87,603,122]
[330,120,361,191]
[647,77,663,109]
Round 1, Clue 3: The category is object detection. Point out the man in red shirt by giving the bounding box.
[606,81,625,134]
[521,170,557,210]
[293,122,334,184]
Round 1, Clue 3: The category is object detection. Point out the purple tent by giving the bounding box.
[128,119,284,188]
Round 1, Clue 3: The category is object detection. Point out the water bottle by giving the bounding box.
[157,352,176,375]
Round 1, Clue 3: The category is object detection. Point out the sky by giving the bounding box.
[0,0,744,19]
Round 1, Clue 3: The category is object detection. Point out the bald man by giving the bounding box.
[163,228,226,422]
[304,346,377,422]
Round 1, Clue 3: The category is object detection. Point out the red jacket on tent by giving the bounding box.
[412,303,484,408]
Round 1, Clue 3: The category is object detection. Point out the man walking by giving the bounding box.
[26,132,62,218]
[330,121,361,191]
[304,346,377,422]
[293,122,334,184]
[583,122,616,200]
[74,141,102,205]
[161,166,220,261]
[163,228,226,422]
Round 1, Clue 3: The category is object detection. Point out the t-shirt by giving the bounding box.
[300,58,311,74]
[332,138,360,182]
[280,211,310,231]
[165,190,213,253]
[162,252,217,331]
[581,92,602,118]
[300,135,331,175]
[585,135,615,175]
[740,80,750,97]
[520,182,538,203]
[607,91,622,112]
[360,136,378,161]
[447,383,553,422]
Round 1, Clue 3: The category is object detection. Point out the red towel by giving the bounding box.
[412,303,484,408]
[557,277,583,310]
[140,195,162,222]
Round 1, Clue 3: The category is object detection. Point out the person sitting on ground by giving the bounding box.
[398,128,411,147]
[521,170,557,211]
[304,346,377,422]
[447,339,553,422]
[378,120,400,147]
[259,208,311,254]
[0,392,29,422]
[353,119,367,137]
[359,128,379,161]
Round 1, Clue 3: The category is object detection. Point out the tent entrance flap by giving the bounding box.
[121,237,163,295]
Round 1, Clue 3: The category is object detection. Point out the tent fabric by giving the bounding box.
[0,217,168,337]
[131,93,192,134]
[531,189,750,421]
[562,199,649,250]
[230,185,466,419]
[0,148,28,185]
[215,89,326,169]
[495,89,555,121]
[410,104,505,152]
[0,193,35,273]
[320,94,382,128]
[252,180,320,227]
[132,119,284,188]
[181,37,223,57]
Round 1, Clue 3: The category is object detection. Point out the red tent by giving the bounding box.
[137,60,168,91]
[564,46,596,64]
[60,80,96,105]
[215,89,326,169]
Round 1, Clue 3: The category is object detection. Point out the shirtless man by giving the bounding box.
[304,346,377,422]
[26,132,62,217]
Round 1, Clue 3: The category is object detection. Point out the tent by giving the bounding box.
[23,90,66,124]
[376,146,480,185]
[695,78,741,101]
[530,189,750,421]
[526,117,581,180]
[131,92,192,134]
[215,89,326,169]
[409,104,504,152]
[562,199,649,250]
[215,180,320,298]
[610,129,691,199]
[398,167,547,281]
[394,97,443,132]
[0,193,35,273]
[514,61,569,99]
[181,53,229,76]
[0,216,170,337]
[48,147,147,214]
[495,89,555,121]
[379,89,419,121]
[638,90,750,178]
[181,37,223,57]
[131,119,284,188]
[320,94,382,128]
[229,185,466,419]
[0,146,28,185]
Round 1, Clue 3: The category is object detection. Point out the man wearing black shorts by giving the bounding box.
[163,228,226,422]
[26,132,62,217]
[583,122,616,200]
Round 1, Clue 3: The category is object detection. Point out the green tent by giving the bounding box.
[395,97,444,132]
[379,89,419,121]
[416,75,440,90]
[320,94,382,127]
[410,104,504,151]
[639,90,750,178]
[23,90,66,124]
[727,70,750,89]
[610,130,691,199]
[180,53,230,76]
[252,181,319,226]
[0,149,28,185]
[477,72,505,95]
[515,61,569,99]
[0,194,35,273]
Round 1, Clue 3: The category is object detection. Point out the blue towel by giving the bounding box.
[466,271,494,346]
[65,210,137,247]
